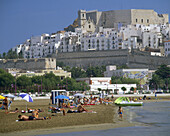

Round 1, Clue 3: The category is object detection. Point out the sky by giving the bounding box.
[0,0,170,54]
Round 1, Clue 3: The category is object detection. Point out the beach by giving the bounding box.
[0,96,170,136]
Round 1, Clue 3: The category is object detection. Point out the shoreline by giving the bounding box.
[1,120,137,136]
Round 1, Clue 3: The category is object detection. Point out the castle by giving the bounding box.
[77,9,169,32]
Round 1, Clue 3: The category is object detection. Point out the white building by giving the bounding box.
[164,40,170,56]
[76,77,136,94]
[90,84,136,94]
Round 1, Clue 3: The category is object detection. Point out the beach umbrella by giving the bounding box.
[0,95,5,100]
[19,93,33,111]
[19,93,33,102]
[3,94,16,98]
[74,93,85,98]
[55,95,69,100]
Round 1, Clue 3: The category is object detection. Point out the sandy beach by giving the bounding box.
[0,96,170,136]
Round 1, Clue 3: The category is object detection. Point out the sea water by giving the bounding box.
[39,101,170,136]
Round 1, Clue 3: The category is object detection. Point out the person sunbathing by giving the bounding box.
[7,108,19,114]
[32,109,39,118]
[18,115,44,121]
[77,104,88,113]
[49,106,66,115]
[27,108,34,113]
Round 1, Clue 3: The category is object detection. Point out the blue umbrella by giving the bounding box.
[19,93,33,111]
[55,95,69,99]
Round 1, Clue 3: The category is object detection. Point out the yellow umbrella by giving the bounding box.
[0,95,5,99]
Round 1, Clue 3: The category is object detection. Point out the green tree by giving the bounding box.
[130,87,135,93]
[6,49,18,59]
[0,69,15,91]
[31,76,42,84]
[86,66,106,77]
[16,75,32,88]
[149,74,165,90]
[98,88,102,94]
[56,61,65,67]
[2,52,6,59]
[111,76,139,85]
[121,86,126,94]
[70,67,87,78]
[155,65,170,79]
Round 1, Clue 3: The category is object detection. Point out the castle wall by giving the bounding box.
[56,50,170,70]
[56,49,129,69]
[103,10,131,29]
[0,58,56,71]
[127,50,170,69]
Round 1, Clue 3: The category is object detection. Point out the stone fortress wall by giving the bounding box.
[0,50,169,71]
[55,49,170,70]
[55,49,129,69]
[0,58,56,71]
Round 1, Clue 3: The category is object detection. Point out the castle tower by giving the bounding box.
[78,10,87,28]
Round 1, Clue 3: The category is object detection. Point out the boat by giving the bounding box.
[115,97,143,106]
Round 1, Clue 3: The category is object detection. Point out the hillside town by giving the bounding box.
[12,9,170,58]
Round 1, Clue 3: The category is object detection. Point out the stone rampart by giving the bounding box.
[0,58,56,70]
[56,49,170,70]
[128,50,170,70]
[56,49,129,69]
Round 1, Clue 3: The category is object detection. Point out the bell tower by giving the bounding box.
[78,10,87,28]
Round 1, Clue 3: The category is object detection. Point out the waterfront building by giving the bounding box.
[76,77,136,94]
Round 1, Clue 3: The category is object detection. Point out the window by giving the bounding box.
[89,25,91,29]
[82,14,84,18]
[141,19,143,23]
[136,19,138,23]
[147,19,149,23]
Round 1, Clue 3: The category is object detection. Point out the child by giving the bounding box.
[118,106,123,119]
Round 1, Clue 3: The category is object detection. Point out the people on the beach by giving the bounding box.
[3,96,8,113]
[7,108,19,114]
[32,109,40,118]
[49,106,66,115]
[77,104,88,112]
[18,115,45,120]
[118,106,123,119]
